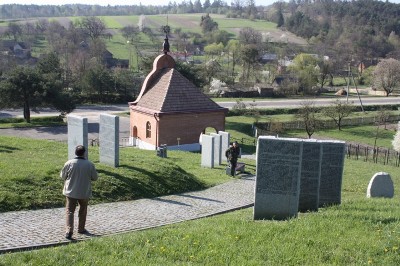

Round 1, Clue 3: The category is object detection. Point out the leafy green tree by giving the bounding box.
[0,54,76,122]
[0,66,42,122]
[204,42,224,59]
[175,61,207,89]
[200,13,218,34]
[193,0,203,12]
[37,53,76,115]
[240,44,260,85]
[288,53,319,95]
[225,39,241,84]
[81,63,114,103]
[277,7,285,27]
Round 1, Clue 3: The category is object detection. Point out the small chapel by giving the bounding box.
[128,36,228,151]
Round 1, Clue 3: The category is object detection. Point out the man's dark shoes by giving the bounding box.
[78,229,90,235]
[65,232,73,240]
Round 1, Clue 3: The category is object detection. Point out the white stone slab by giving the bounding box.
[367,172,394,198]
[67,114,88,160]
[99,114,119,167]
[201,135,214,168]
[210,133,222,165]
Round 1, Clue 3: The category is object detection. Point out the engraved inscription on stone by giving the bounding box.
[318,140,345,207]
[254,136,302,220]
[298,140,322,212]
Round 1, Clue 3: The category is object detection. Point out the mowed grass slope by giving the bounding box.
[0,135,256,213]
[0,158,399,265]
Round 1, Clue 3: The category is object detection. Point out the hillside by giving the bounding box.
[282,0,400,61]
[0,13,307,46]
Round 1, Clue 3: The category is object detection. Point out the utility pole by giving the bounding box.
[346,61,364,112]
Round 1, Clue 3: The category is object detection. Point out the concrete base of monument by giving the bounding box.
[131,138,201,152]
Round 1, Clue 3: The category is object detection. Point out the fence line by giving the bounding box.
[255,114,400,132]
[234,134,400,167]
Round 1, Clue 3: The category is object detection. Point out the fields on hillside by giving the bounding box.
[0,14,307,45]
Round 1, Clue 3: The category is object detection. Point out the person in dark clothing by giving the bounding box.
[225,141,240,176]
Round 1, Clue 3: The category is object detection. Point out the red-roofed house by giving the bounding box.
[128,48,227,151]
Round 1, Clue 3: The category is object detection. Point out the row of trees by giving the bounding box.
[282,0,400,64]
[0,1,260,20]
[0,54,74,123]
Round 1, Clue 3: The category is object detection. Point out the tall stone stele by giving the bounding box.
[254,136,303,220]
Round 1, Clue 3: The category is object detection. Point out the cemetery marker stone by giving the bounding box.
[67,115,88,160]
[99,114,119,167]
[254,136,303,220]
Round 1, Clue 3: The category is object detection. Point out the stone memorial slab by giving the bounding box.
[254,136,303,220]
[210,133,222,165]
[67,115,88,160]
[318,140,346,207]
[298,139,322,212]
[99,114,119,167]
[367,172,394,198]
[218,131,230,158]
[201,135,214,168]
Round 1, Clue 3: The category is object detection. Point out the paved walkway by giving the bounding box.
[0,176,255,254]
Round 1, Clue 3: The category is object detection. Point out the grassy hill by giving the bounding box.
[0,13,307,59]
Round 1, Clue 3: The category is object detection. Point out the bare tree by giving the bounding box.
[372,58,400,96]
[323,100,354,131]
[239,27,262,46]
[296,101,320,138]
[120,25,140,42]
[78,16,106,40]
[5,22,22,41]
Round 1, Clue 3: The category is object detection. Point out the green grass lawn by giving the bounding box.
[0,135,255,212]
[0,116,65,128]
[1,159,399,265]
[1,112,400,264]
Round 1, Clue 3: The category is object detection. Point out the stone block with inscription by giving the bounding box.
[201,135,214,168]
[254,136,303,220]
[67,115,88,160]
[99,114,119,167]
[298,139,322,212]
[318,140,346,207]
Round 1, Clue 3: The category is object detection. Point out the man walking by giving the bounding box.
[60,145,98,240]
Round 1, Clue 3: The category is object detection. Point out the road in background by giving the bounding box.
[0,96,398,142]
[0,97,399,119]
[217,96,400,109]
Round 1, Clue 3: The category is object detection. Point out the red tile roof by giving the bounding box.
[134,67,225,113]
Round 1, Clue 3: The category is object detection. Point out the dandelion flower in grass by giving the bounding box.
[392,246,398,251]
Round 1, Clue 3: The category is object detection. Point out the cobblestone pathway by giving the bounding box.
[0,176,255,254]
